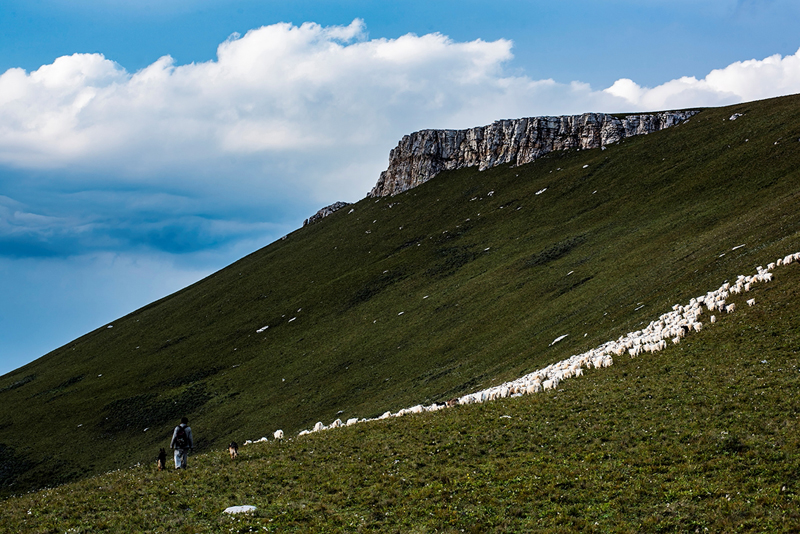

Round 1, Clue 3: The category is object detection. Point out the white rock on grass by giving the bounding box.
[224,505,256,514]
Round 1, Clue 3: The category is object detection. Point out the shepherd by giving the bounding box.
[170,416,194,469]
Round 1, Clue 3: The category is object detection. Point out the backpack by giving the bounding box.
[174,425,189,449]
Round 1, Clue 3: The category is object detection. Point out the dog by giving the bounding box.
[157,448,167,471]
[228,441,239,459]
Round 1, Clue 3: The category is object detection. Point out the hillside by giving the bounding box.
[1,260,799,531]
[1,94,800,497]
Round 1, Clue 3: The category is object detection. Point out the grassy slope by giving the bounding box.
[1,262,799,532]
[1,94,799,497]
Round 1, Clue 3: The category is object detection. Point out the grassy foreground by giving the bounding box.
[2,262,799,533]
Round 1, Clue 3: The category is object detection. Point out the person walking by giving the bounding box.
[170,416,194,469]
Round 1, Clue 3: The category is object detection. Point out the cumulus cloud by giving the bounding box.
[4,20,799,187]
[605,47,800,109]
[1,19,800,262]
[0,19,527,193]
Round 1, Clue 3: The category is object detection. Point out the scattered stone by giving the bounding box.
[224,505,256,514]
[303,201,350,226]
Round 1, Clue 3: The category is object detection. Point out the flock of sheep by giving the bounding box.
[244,249,799,446]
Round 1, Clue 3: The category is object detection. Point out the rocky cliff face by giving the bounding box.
[303,201,350,226]
[369,110,699,197]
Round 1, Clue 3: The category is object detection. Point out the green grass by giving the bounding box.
[1,263,799,532]
[1,94,800,498]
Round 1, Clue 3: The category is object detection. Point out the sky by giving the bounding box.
[2,0,800,376]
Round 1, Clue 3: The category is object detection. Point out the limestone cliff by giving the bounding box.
[303,201,350,226]
[369,110,699,197]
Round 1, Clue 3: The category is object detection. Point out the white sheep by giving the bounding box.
[725,303,736,314]
[747,299,755,307]
[526,382,543,394]
[542,378,559,390]
[459,394,477,405]
[274,429,284,440]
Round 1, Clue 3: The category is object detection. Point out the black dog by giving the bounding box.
[228,441,239,459]
[157,448,167,471]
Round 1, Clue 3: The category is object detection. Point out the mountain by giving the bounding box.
[1,94,799,498]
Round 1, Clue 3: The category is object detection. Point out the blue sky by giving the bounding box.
[2,0,800,376]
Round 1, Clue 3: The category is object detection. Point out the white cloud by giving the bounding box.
[1,20,800,209]
[605,47,800,109]
[0,20,516,201]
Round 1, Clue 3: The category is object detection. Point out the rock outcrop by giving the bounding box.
[303,201,350,226]
[369,110,699,197]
